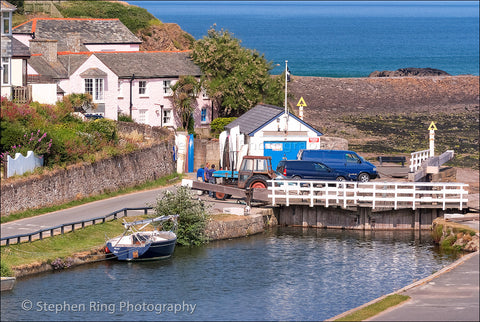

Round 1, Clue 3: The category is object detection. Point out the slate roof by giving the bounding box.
[80,67,107,78]
[13,18,141,52]
[94,51,202,78]
[226,104,285,135]
[28,55,69,81]
[12,37,30,57]
[226,103,322,136]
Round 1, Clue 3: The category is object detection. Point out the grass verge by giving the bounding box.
[0,217,136,274]
[334,294,410,321]
[1,173,183,224]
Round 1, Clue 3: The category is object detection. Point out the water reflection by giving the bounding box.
[1,227,458,321]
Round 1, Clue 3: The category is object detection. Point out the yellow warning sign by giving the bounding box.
[428,121,437,131]
[297,97,307,107]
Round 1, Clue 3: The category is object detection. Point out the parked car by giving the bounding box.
[297,149,379,182]
[276,160,354,181]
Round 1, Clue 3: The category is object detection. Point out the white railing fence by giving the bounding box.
[410,149,430,172]
[268,180,468,210]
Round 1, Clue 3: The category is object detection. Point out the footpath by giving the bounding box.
[366,251,479,321]
[328,214,479,321]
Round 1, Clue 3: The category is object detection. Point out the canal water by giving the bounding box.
[1,227,458,321]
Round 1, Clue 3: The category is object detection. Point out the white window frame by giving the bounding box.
[202,88,209,99]
[138,109,147,124]
[1,57,10,85]
[84,78,104,102]
[163,80,172,96]
[117,81,123,98]
[1,11,11,36]
[139,80,147,96]
[162,109,172,125]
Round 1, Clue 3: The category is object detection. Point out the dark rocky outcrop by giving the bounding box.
[369,67,451,77]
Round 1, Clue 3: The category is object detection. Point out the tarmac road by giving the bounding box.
[0,186,175,240]
[0,180,249,241]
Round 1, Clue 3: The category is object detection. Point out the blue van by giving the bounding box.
[297,149,379,182]
[276,160,354,181]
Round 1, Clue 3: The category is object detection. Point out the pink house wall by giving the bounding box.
[66,54,119,120]
[117,79,212,129]
[13,34,31,47]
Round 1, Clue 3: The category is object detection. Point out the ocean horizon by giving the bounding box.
[129,1,480,77]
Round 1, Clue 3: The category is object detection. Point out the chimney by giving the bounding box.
[29,39,58,63]
[67,33,82,53]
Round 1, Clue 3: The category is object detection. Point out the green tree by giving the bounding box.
[150,186,209,246]
[192,26,284,117]
[170,75,200,130]
[62,93,96,113]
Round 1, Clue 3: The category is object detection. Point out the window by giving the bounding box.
[138,110,147,124]
[163,80,172,96]
[201,88,209,99]
[2,57,10,85]
[1,12,10,35]
[139,81,147,95]
[117,81,123,97]
[163,109,172,125]
[201,108,207,123]
[346,153,360,163]
[84,78,104,102]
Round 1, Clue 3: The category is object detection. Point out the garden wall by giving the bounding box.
[0,139,176,216]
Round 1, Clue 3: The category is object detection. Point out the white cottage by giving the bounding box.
[220,104,322,170]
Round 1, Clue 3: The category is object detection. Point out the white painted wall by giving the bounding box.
[223,112,322,170]
[11,59,24,86]
[31,83,57,104]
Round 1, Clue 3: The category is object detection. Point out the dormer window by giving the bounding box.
[1,12,11,36]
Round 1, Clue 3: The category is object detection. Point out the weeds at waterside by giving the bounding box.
[0,219,129,273]
[341,112,479,169]
[334,294,410,321]
[0,173,182,224]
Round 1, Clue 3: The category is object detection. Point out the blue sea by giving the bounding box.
[129,1,479,77]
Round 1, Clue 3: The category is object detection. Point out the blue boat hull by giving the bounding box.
[106,238,177,261]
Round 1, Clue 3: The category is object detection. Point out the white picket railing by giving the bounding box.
[268,180,469,210]
[410,149,430,172]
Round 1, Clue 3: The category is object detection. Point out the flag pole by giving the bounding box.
[284,60,288,116]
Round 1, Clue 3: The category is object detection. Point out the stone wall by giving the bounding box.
[0,140,175,216]
[205,211,277,240]
[116,121,172,141]
[193,138,221,172]
[320,136,349,150]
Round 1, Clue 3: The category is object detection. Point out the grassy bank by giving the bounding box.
[333,294,410,321]
[1,218,130,275]
[1,173,182,224]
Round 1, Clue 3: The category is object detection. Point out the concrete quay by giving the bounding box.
[367,251,479,321]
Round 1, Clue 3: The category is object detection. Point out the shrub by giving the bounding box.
[1,261,13,277]
[210,117,237,137]
[150,186,209,246]
[85,118,118,143]
[0,129,53,166]
[118,113,134,122]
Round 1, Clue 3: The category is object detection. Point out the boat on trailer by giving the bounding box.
[105,215,179,261]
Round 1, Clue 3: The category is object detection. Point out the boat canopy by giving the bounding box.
[123,215,179,229]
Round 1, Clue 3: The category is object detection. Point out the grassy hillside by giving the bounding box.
[54,0,160,33]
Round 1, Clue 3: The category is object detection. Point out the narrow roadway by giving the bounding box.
[1,177,248,240]
[1,186,175,239]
